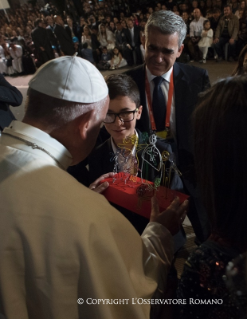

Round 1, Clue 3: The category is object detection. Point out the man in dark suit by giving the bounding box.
[46,16,59,54]
[0,75,23,131]
[115,22,132,63]
[125,10,210,243]
[53,15,75,56]
[125,18,142,65]
[31,18,55,65]
[64,16,78,40]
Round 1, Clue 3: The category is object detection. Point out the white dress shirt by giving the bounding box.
[190,16,206,37]
[129,27,135,46]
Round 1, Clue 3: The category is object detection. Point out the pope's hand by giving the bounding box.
[150,196,189,235]
[89,172,115,194]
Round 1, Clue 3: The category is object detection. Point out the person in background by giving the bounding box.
[188,8,206,61]
[81,25,93,49]
[109,47,127,69]
[176,76,247,319]
[54,15,75,56]
[108,21,116,33]
[97,46,111,70]
[65,16,77,40]
[236,8,247,54]
[72,36,80,55]
[125,18,142,65]
[230,0,239,14]
[198,19,213,63]
[81,42,94,64]
[31,18,54,66]
[235,0,246,19]
[121,19,128,30]
[0,35,7,74]
[0,74,22,131]
[232,43,247,75]
[98,23,115,50]
[8,39,23,74]
[209,8,221,34]
[213,5,239,62]
[115,21,132,63]
[77,16,87,41]
[46,16,60,54]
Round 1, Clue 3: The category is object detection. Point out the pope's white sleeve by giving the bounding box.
[141,222,174,294]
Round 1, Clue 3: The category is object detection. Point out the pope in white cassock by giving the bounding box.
[0,56,188,319]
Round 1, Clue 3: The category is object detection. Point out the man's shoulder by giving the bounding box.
[174,62,210,90]
[219,15,225,22]
[231,14,239,22]
[54,24,63,31]
[31,27,39,35]
[175,62,208,77]
[124,64,145,77]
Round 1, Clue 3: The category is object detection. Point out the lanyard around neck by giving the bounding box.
[145,69,174,132]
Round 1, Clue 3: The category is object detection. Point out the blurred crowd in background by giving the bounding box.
[0,0,246,75]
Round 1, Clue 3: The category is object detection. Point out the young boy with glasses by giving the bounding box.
[69,74,183,239]
[84,74,183,237]
[89,74,144,180]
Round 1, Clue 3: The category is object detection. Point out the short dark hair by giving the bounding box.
[224,4,232,9]
[34,18,43,27]
[105,74,140,108]
[203,19,210,27]
[213,8,221,13]
[194,76,247,251]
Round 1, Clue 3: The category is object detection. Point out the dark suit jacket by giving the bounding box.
[91,34,101,51]
[125,63,210,176]
[87,130,147,184]
[54,24,75,56]
[46,25,59,49]
[125,62,211,241]
[64,24,77,40]
[115,29,128,46]
[125,26,141,48]
[0,75,23,130]
[31,27,54,62]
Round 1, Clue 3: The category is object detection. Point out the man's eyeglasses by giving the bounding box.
[103,108,139,124]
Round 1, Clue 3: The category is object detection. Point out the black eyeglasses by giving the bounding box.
[103,108,139,124]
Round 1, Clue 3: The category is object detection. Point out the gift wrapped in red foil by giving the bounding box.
[101,173,189,219]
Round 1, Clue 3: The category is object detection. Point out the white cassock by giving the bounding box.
[9,44,23,73]
[0,45,7,74]
[0,120,174,319]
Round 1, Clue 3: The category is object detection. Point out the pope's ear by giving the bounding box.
[136,105,143,120]
[77,109,94,140]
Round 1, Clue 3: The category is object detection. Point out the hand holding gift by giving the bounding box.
[150,196,188,235]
